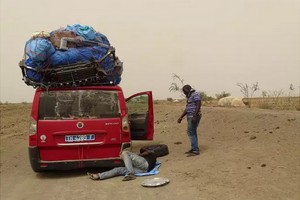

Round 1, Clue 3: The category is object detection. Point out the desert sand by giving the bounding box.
[1,102,299,200]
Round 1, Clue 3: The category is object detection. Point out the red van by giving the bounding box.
[28,85,154,172]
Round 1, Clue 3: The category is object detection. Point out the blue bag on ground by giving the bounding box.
[25,38,55,63]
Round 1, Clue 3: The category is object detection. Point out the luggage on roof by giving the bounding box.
[19,24,123,89]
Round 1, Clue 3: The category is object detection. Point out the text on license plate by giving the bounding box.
[65,134,95,142]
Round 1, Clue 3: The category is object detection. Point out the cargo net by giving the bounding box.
[20,26,123,89]
[20,46,123,89]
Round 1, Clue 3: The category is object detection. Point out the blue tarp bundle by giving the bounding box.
[25,38,55,63]
[23,24,121,85]
[135,162,161,177]
[64,24,110,45]
[49,46,111,67]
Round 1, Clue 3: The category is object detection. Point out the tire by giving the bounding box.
[140,144,169,157]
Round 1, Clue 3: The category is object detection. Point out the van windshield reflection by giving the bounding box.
[38,90,120,120]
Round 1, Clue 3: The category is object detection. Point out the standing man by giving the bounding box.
[177,85,202,156]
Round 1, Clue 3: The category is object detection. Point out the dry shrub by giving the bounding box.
[257,101,273,110]
[244,97,300,111]
[166,98,173,102]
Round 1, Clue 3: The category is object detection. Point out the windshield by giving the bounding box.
[38,90,120,120]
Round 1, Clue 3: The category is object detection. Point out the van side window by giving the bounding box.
[126,95,149,114]
[126,94,149,138]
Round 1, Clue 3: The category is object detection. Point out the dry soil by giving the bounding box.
[1,103,299,200]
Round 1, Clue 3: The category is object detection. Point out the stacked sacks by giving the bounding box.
[21,24,122,87]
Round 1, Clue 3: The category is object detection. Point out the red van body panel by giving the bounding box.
[28,85,154,172]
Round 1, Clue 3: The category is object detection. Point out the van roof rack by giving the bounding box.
[19,46,122,89]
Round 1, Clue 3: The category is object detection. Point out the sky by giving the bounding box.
[1,0,299,103]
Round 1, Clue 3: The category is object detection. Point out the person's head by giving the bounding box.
[182,85,192,97]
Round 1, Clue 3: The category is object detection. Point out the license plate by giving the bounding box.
[65,134,95,142]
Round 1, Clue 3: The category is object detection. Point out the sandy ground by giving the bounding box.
[1,102,299,200]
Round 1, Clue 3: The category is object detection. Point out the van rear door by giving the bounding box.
[126,91,154,140]
[37,89,122,163]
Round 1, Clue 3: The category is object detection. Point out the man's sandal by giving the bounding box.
[122,174,136,181]
[87,172,100,180]
[184,150,193,154]
[186,151,200,157]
